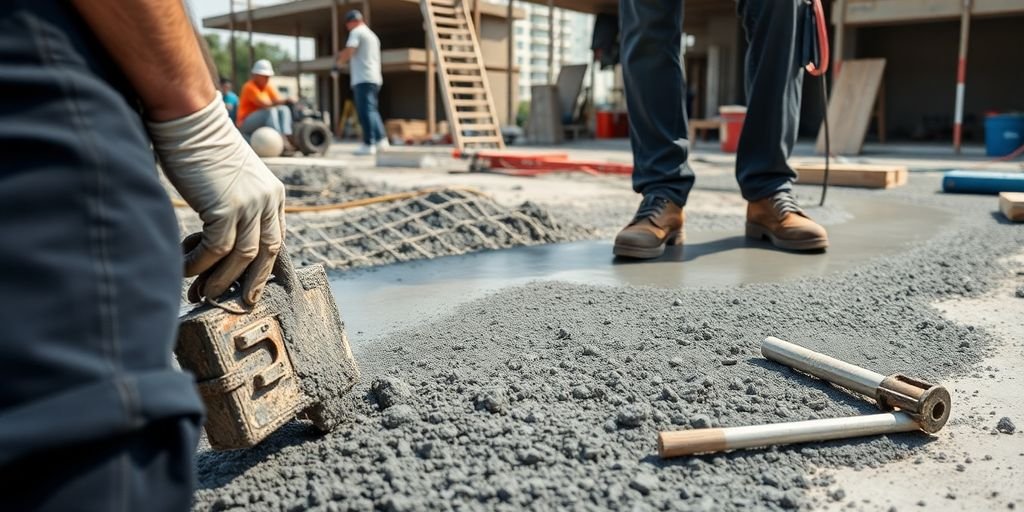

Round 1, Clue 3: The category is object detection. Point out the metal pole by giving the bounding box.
[762,336,884,398]
[426,32,436,134]
[659,412,921,458]
[295,24,302,100]
[507,0,514,126]
[953,0,972,154]
[229,0,237,86]
[246,0,254,68]
[473,0,482,38]
[833,0,845,77]
[547,0,555,84]
[331,0,340,135]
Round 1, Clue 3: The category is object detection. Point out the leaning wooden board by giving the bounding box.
[815,59,887,156]
[1001,192,1024,222]
[793,162,908,189]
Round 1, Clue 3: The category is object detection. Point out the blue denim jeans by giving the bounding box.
[621,0,806,206]
[0,2,202,510]
[353,82,386,145]
[240,105,293,137]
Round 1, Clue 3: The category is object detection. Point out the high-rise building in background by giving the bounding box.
[487,0,612,105]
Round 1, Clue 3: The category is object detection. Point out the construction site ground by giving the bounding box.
[188,140,1024,511]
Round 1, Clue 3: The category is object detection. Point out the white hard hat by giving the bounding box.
[251,59,275,76]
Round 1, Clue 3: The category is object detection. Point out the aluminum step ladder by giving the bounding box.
[420,0,505,150]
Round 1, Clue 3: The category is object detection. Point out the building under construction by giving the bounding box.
[206,0,1024,146]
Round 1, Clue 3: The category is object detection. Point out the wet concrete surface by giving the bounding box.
[330,197,951,343]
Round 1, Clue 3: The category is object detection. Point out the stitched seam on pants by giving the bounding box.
[27,16,130,413]
[118,443,130,512]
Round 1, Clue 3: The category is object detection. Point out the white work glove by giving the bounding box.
[148,95,286,306]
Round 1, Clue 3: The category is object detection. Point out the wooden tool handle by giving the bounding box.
[658,429,727,458]
[658,412,922,459]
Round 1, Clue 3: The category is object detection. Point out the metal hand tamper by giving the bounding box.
[658,336,951,458]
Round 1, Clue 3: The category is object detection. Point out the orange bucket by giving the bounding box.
[719,105,747,153]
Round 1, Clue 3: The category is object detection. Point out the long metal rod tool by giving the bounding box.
[659,412,919,458]
[657,336,952,458]
[761,336,950,433]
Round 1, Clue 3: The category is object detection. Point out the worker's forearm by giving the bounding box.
[71,0,216,121]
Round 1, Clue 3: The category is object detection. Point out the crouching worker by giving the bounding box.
[237,59,293,140]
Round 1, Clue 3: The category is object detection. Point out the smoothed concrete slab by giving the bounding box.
[330,197,950,343]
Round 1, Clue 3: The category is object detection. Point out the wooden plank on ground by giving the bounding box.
[1000,192,1024,222]
[793,162,908,189]
[816,59,886,156]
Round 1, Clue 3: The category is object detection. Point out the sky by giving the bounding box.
[185,0,313,59]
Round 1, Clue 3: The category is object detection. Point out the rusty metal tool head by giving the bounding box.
[761,336,950,433]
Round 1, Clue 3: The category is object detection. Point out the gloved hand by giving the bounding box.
[148,95,286,306]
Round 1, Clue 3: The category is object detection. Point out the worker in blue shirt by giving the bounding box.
[221,76,240,124]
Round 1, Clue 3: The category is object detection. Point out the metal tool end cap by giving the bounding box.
[917,385,951,433]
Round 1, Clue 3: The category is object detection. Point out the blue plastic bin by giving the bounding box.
[985,114,1024,157]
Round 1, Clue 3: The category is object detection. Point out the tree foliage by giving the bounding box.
[203,33,292,86]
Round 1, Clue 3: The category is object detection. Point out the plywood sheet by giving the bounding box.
[793,162,908,189]
[816,59,886,156]
[555,64,588,123]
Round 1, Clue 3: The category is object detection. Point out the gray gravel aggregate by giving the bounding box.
[192,175,1024,511]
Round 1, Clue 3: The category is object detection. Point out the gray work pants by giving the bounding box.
[1,1,203,510]
[621,0,807,206]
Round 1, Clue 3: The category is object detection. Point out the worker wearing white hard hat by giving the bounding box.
[238,59,295,141]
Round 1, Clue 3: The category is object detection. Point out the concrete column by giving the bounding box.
[705,45,720,119]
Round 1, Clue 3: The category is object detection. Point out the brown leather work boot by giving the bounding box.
[613,195,685,259]
[746,191,829,251]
